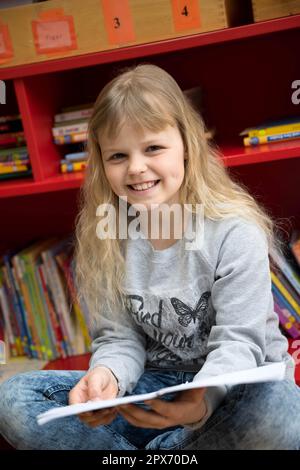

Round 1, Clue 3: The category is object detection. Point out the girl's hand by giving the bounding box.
[116,387,207,429]
[68,366,119,428]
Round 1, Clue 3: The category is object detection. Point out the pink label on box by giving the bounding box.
[36,20,72,50]
[32,12,77,55]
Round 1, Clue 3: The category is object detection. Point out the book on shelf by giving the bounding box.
[270,248,300,296]
[0,161,30,174]
[243,130,300,147]
[0,146,31,180]
[274,300,300,339]
[52,119,89,137]
[0,146,28,163]
[54,132,87,145]
[240,117,300,138]
[54,104,93,124]
[60,159,87,174]
[0,169,32,181]
[0,131,26,148]
[270,244,300,339]
[0,237,91,361]
[64,151,88,162]
[271,271,300,316]
[272,281,300,323]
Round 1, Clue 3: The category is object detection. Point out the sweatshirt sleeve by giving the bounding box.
[88,307,147,397]
[185,220,271,430]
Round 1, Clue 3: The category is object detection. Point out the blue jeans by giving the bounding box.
[0,369,300,450]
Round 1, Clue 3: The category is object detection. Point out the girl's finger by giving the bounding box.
[117,405,170,429]
[85,411,118,427]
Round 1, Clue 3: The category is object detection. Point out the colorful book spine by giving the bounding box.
[270,249,300,296]
[55,253,91,350]
[12,254,40,359]
[54,108,93,123]
[54,132,87,145]
[0,154,28,163]
[1,273,24,356]
[272,282,300,324]
[0,159,29,167]
[64,151,88,162]
[10,263,34,358]
[271,271,300,316]
[0,132,25,146]
[41,250,74,356]
[52,121,88,137]
[244,130,300,147]
[2,258,30,356]
[0,285,18,357]
[273,285,300,332]
[0,163,29,174]
[244,122,300,138]
[60,160,87,173]
[38,264,68,358]
[274,300,300,338]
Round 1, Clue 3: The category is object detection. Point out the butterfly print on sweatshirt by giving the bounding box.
[171,292,211,327]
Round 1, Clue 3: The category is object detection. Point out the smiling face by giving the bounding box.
[99,122,186,211]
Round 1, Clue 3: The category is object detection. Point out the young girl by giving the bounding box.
[1,64,300,450]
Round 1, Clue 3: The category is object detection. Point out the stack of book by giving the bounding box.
[0,115,31,181]
[240,117,300,147]
[270,241,300,339]
[0,237,91,361]
[52,104,92,174]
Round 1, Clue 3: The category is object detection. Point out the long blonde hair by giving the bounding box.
[74,63,284,327]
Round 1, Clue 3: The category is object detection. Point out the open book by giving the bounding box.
[37,362,286,425]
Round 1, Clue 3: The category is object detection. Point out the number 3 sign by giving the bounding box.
[101,0,136,45]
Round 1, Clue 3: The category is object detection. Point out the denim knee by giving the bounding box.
[0,372,38,448]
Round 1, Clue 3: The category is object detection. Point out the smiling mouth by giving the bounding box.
[127,180,161,191]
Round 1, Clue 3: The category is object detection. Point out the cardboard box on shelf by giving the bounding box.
[0,0,253,68]
[252,0,300,22]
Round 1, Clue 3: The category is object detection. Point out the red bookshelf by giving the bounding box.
[0,16,299,251]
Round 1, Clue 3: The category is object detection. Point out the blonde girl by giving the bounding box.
[0,64,299,450]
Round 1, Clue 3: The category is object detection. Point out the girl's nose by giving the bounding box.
[127,154,147,175]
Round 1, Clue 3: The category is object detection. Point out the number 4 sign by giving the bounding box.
[171,0,201,31]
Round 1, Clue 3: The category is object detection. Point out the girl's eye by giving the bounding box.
[110,153,125,160]
[108,146,161,160]
[147,145,161,152]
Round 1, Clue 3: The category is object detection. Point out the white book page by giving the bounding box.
[37,362,286,425]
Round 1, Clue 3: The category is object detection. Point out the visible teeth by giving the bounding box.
[131,180,157,191]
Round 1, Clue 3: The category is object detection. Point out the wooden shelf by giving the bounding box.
[0,14,299,80]
[221,139,300,167]
[0,172,84,198]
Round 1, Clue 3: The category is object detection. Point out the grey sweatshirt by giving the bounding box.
[89,213,295,429]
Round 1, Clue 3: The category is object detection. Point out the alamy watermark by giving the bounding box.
[96,197,205,251]
[291,80,300,105]
[0,80,6,104]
